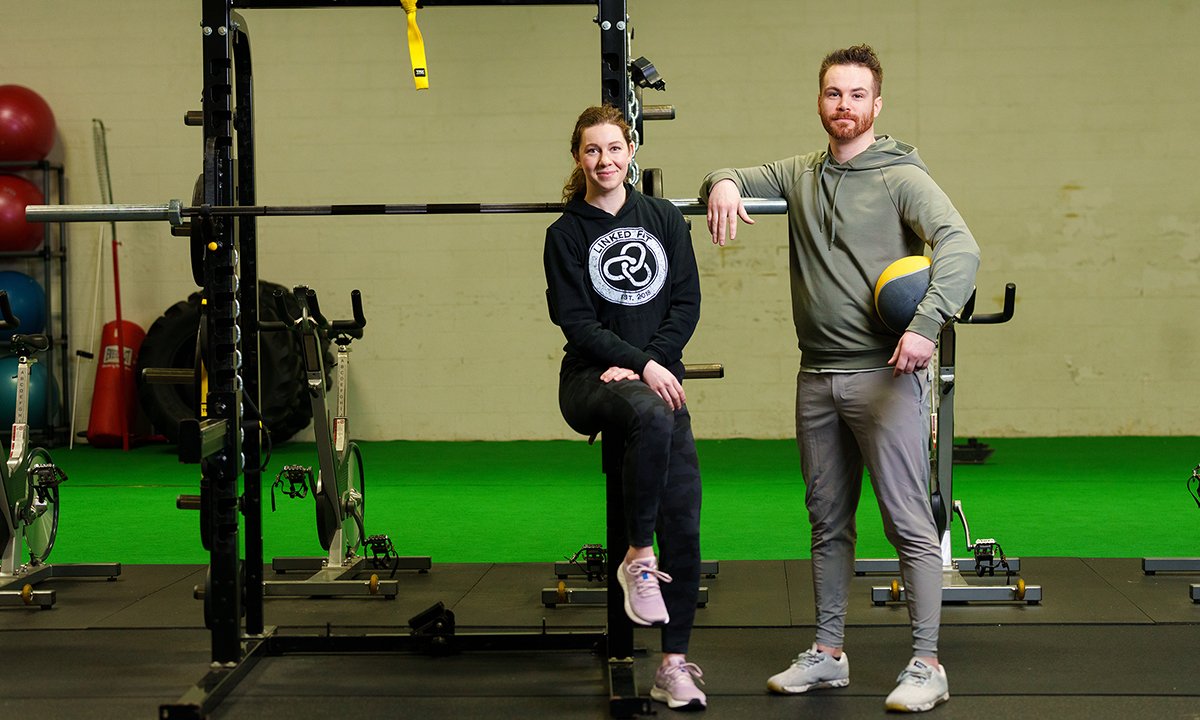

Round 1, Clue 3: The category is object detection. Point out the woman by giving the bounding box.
[543,104,706,711]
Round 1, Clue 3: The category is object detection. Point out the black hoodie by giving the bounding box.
[544,185,701,378]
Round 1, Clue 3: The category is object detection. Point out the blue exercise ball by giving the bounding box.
[0,271,46,342]
[0,355,57,429]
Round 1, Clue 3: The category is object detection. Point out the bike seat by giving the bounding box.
[7,333,50,356]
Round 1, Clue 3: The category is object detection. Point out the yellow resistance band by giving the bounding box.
[400,0,429,90]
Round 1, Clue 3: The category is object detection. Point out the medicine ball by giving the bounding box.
[874,256,930,334]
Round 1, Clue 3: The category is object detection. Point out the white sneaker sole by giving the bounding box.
[885,691,949,712]
[767,677,850,694]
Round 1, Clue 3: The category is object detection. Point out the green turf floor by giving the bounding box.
[33,436,1200,565]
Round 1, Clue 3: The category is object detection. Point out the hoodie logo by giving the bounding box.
[588,226,668,306]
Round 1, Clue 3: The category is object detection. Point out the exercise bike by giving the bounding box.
[856,283,1042,604]
[0,291,121,608]
[1141,464,1200,601]
[264,285,429,598]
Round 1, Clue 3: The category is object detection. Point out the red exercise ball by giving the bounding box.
[0,85,56,162]
[0,175,46,252]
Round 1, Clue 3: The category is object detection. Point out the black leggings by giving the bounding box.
[558,358,702,654]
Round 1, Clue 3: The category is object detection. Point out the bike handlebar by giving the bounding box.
[260,286,366,339]
[300,288,327,327]
[334,289,367,337]
[962,283,1017,325]
[0,291,17,329]
[301,287,366,337]
[0,292,47,355]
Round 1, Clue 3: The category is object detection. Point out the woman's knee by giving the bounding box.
[631,396,674,442]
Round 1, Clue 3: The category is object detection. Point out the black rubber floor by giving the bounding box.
[3,558,1199,719]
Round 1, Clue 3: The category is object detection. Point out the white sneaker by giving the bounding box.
[884,658,949,712]
[766,645,849,694]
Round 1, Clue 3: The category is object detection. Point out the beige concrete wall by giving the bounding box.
[1,1,1195,440]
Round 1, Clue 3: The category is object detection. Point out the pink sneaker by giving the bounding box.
[651,660,707,710]
[616,557,672,626]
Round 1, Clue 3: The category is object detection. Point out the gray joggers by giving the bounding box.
[796,367,942,658]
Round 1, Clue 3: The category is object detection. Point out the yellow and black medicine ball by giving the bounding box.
[873,256,931,334]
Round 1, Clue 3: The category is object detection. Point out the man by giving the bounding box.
[700,44,979,712]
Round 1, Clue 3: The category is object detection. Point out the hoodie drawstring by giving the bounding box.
[816,154,845,251]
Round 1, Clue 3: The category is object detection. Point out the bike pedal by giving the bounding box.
[366,534,399,565]
[270,465,315,510]
[29,463,67,488]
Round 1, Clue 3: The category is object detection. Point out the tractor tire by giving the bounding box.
[136,280,328,445]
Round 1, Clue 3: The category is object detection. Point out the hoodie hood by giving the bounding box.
[829,135,925,171]
[817,135,927,248]
[563,184,639,223]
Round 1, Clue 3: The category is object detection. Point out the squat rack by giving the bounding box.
[27,2,784,718]
[192,2,652,717]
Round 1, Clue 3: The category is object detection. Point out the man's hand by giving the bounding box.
[642,359,686,410]
[705,178,755,246]
[888,331,935,377]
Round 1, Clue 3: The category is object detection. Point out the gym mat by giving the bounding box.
[4,559,1200,719]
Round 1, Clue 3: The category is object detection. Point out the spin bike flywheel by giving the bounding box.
[341,442,366,554]
[316,442,367,554]
[21,448,62,565]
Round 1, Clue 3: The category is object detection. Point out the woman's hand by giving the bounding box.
[642,359,686,410]
[600,366,641,383]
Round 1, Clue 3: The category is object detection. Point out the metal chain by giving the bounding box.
[625,19,641,186]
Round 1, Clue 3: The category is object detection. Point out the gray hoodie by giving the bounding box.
[701,135,980,370]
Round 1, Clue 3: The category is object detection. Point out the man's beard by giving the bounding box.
[822,110,873,141]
